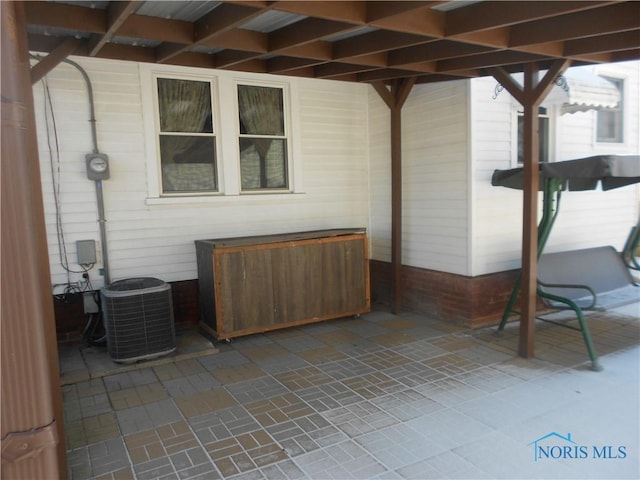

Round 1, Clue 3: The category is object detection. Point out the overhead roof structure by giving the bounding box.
[24,0,640,85]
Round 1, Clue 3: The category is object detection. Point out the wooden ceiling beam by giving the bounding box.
[446,1,612,36]
[366,1,434,22]
[568,52,614,63]
[224,0,271,7]
[24,1,106,33]
[165,52,216,69]
[28,34,88,56]
[277,41,333,61]
[201,29,268,53]
[564,30,640,56]
[357,68,419,82]
[277,66,317,78]
[333,30,432,60]
[31,38,81,84]
[516,42,565,57]
[510,2,640,46]
[315,62,378,78]
[325,73,359,82]
[388,40,492,66]
[219,58,267,74]
[610,48,640,62]
[94,43,157,63]
[269,18,360,51]
[214,49,263,68]
[451,27,511,48]
[117,16,193,44]
[414,72,478,84]
[155,3,266,63]
[89,1,140,57]
[396,61,438,73]
[271,1,366,24]
[267,56,325,73]
[339,52,388,67]
[194,3,265,42]
[438,50,547,73]
[368,7,445,36]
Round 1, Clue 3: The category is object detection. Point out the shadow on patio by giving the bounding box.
[59,303,639,480]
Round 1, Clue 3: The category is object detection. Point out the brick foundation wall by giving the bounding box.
[55,262,521,341]
[370,259,520,328]
[54,279,200,343]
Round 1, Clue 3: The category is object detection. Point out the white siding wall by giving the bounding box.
[367,88,392,261]
[35,56,640,291]
[471,60,640,276]
[368,81,470,275]
[34,57,370,290]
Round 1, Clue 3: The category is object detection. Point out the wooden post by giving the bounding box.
[520,63,540,358]
[488,59,571,359]
[372,78,415,313]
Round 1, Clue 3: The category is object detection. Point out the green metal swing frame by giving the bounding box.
[496,177,603,371]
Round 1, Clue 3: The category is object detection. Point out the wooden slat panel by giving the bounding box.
[322,240,349,315]
[200,232,370,339]
[271,242,324,321]
[217,250,275,334]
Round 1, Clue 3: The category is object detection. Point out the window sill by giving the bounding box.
[145,191,306,206]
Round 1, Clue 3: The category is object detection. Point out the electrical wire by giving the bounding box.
[42,76,92,276]
[33,56,107,346]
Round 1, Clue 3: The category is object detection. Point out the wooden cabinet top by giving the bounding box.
[195,228,366,249]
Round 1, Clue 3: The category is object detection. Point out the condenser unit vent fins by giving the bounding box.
[101,277,175,363]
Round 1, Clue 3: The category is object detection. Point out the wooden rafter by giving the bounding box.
[30,37,80,84]
[88,1,139,57]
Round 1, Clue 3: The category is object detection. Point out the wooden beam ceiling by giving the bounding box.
[24,1,640,85]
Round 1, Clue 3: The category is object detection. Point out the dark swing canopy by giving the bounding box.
[492,154,640,192]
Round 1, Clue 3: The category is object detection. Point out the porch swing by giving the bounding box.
[492,154,640,370]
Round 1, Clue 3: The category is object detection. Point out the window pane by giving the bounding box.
[239,138,287,190]
[597,110,622,143]
[160,135,216,192]
[158,78,212,133]
[517,114,549,164]
[596,77,623,143]
[238,85,284,135]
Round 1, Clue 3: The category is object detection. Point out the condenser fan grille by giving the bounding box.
[101,278,175,363]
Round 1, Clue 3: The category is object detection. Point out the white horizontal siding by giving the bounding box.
[402,81,470,275]
[34,58,369,290]
[367,87,392,261]
[368,80,470,274]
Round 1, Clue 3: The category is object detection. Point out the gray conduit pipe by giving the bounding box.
[43,57,112,285]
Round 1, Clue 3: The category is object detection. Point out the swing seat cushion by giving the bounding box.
[538,246,639,310]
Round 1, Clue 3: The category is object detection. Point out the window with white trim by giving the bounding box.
[155,76,218,195]
[237,84,289,191]
[596,76,624,143]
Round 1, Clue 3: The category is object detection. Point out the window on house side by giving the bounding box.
[517,107,550,164]
[156,77,218,194]
[596,76,623,143]
[237,84,288,191]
